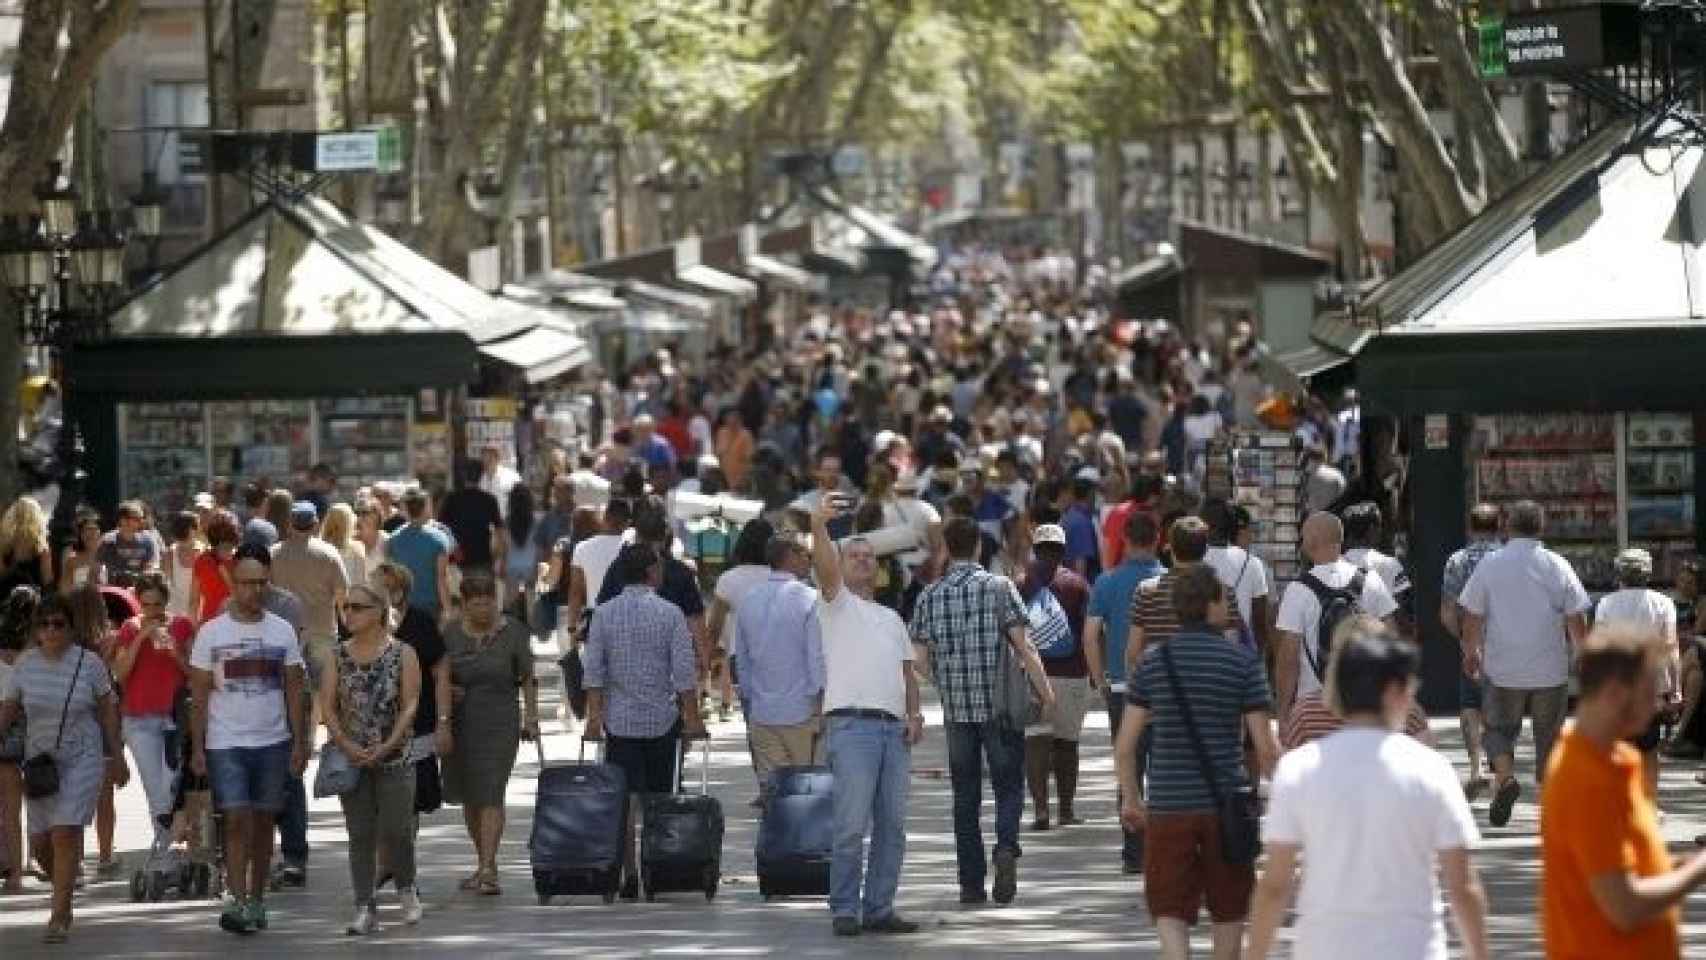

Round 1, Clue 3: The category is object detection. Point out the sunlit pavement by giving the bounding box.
[5,655,1706,957]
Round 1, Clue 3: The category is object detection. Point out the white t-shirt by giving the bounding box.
[571,534,626,608]
[1264,727,1479,960]
[883,496,941,568]
[819,587,914,717]
[1346,547,1410,598]
[1277,559,1398,698]
[1458,540,1590,689]
[480,464,523,518]
[714,564,774,651]
[1205,545,1270,627]
[189,612,305,751]
[1595,587,1678,694]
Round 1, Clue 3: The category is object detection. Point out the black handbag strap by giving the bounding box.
[52,649,86,752]
[1159,640,1223,807]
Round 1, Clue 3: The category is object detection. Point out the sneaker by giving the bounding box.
[832,916,862,937]
[399,886,423,925]
[272,863,306,888]
[246,898,269,931]
[346,904,378,936]
[219,898,254,935]
[94,857,123,880]
[1489,778,1521,828]
[1029,818,1051,832]
[991,848,1018,905]
[862,913,919,934]
[958,887,987,905]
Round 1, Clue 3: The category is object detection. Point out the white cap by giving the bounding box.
[1033,524,1067,546]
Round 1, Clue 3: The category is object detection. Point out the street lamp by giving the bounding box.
[0,159,159,541]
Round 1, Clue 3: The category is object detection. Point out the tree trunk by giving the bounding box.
[1323,0,1475,232]
[490,0,548,282]
[1417,0,1523,198]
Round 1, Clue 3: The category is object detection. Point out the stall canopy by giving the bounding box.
[87,195,586,397]
[1338,120,1706,413]
[676,263,758,302]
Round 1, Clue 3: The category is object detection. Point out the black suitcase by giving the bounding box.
[639,738,724,901]
[529,737,628,905]
[755,766,834,899]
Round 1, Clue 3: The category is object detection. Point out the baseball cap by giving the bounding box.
[1074,466,1102,485]
[929,404,953,423]
[241,518,279,550]
[290,501,319,529]
[1616,548,1653,576]
[1033,524,1067,546]
[192,492,215,509]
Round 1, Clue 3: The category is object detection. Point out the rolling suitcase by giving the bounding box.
[755,765,834,900]
[529,737,628,905]
[639,738,724,901]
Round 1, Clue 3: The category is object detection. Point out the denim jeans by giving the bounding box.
[122,714,179,846]
[277,775,308,869]
[825,714,910,920]
[944,719,1024,892]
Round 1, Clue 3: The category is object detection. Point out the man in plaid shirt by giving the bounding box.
[584,543,707,899]
[911,517,1053,906]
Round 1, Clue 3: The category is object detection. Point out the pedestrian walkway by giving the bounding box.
[4,664,1706,956]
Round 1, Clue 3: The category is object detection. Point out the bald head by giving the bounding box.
[1301,511,1344,565]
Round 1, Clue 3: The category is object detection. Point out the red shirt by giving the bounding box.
[192,551,232,624]
[114,615,195,717]
[658,416,694,458]
[1102,499,1158,568]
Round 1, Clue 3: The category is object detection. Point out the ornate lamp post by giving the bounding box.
[0,161,160,537]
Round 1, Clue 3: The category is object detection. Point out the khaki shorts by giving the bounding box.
[1024,676,1093,741]
[750,720,823,788]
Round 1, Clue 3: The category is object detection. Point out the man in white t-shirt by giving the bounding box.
[1342,501,1410,612]
[1247,622,1488,960]
[808,497,922,938]
[478,445,523,519]
[189,546,308,936]
[565,498,633,631]
[1458,499,1590,828]
[1274,513,1397,726]
[1203,499,1271,652]
[1594,548,1681,800]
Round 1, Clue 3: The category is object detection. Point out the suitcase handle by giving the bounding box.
[671,736,711,796]
[532,733,604,770]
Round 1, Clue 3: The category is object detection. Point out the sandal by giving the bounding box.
[477,873,502,896]
[43,918,68,944]
[457,871,484,892]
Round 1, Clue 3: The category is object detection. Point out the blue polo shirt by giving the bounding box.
[1063,502,1102,580]
[1089,555,1164,685]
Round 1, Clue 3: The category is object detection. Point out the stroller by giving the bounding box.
[129,687,222,901]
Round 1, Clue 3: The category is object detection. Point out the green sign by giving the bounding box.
[374,124,403,175]
[1479,18,1506,79]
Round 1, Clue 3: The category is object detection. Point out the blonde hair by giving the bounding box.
[347,582,393,632]
[0,497,48,563]
[320,503,356,550]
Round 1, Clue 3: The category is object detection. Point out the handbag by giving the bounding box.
[312,743,361,798]
[1026,585,1076,659]
[558,646,587,720]
[992,635,1043,731]
[1159,640,1260,865]
[22,649,85,799]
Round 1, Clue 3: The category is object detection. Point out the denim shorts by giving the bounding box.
[1458,672,1484,712]
[206,740,292,813]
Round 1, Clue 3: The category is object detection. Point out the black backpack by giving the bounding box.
[1298,568,1366,683]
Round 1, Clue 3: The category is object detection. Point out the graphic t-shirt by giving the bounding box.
[189,611,304,750]
[97,531,159,586]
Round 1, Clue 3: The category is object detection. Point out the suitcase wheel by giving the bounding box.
[704,867,718,901]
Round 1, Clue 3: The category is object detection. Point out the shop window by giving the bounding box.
[144,80,210,232]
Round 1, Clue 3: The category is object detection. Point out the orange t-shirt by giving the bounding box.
[1541,725,1679,960]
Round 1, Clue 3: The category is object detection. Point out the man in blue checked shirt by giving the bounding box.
[584,543,706,901]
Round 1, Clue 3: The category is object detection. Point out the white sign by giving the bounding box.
[1424,414,1450,450]
[315,132,380,172]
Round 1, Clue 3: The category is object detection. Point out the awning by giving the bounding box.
[602,308,705,335]
[619,279,718,319]
[566,289,626,311]
[743,253,823,293]
[477,326,590,384]
[1112,252,1182,293]
[676,263,758,302]
[1257,341,1351,397]
[842,203,938,270]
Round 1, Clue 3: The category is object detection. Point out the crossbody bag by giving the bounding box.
[22,649,86,799]
[1159,640,1259,865]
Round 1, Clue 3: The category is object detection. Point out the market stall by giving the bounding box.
[1321,120,1706,709]
[78,194,587,514]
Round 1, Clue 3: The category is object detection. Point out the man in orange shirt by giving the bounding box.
[1542,624,1706,959]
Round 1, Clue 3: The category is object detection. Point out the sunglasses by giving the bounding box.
[346,602,379,613]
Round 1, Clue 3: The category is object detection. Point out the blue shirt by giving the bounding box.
[1089,555,1164,684]
[386,523,451,615]
[973,490,1015,544]
[1062,502,1102,580]
[732,572,825,725]
[638,435,677,473]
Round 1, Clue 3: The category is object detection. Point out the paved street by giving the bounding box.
[5,654,1706,957]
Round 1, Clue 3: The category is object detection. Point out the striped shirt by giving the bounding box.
[1282,691,1431,752]
[911,562,1030,723]
[1128,628,1271,812]
[1130,568,1251,653]
[584,585,698,738]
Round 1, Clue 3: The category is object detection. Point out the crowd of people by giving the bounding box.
[0,243,1703,957]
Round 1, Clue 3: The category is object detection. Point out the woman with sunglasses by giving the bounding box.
[439,574,536,896]
[0,593,129,943]
[320,582,422,935]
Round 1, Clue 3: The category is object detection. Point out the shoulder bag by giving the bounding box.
[312,649,363,798]
[1159,640,1260,865]
[22,649,85,799]
[991,573,1044,730]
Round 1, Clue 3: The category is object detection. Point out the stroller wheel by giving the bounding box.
[129,870,147,902]
[193,863,211,898]
[177,864,196,897]
[148,871,167,902]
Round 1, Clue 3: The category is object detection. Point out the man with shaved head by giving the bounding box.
[1274,512,1398,737]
